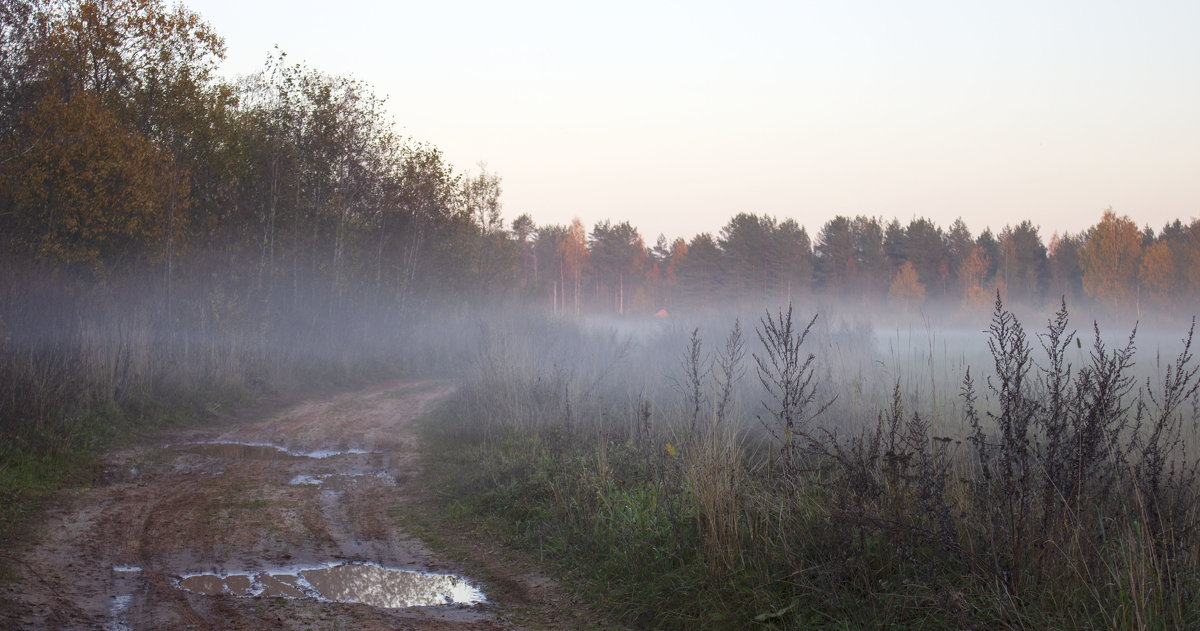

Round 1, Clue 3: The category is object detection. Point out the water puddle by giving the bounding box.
[288,472,396,486]
[105,566,141,630]
[170,442,374,460]
[176,562,485,608]
[104,594,132,631]
[98,465,141,485]
[172,442,298,460]
[298,448,375,459]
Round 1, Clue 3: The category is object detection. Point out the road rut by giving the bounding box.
[1,381,553,630]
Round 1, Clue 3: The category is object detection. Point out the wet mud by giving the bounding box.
[0,381,565,630]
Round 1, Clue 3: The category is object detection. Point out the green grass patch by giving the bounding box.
[421,400,974,629]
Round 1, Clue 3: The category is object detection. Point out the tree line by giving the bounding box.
[2,0,1196,327]
[529,208,1195,320]
[1,0,513,326]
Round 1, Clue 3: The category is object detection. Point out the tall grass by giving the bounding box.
[425,297,1200,629]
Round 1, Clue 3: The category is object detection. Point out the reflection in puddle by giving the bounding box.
[288,472,396,486]
[177,562,485,608]
[171,442,374,460]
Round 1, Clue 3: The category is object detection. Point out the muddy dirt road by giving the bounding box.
[1,381,575,630]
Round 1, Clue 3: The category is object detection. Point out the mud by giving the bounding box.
[0,381,580,630]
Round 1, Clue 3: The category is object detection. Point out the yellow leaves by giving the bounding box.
[2,90,181,272]
[561,217,590,272]
[888,261,926,311]
[665,442,677,458]
[1080,208,1142,311]
[1139,240,1175,309]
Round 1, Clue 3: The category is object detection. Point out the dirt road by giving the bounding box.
[1,381,572,630]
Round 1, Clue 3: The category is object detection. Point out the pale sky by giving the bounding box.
[183,0,1200,244]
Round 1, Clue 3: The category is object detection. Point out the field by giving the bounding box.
[422,299,1200,629]
[3,279,1199,628]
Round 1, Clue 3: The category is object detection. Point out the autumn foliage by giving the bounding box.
[1,1,1198,323]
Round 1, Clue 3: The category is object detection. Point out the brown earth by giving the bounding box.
[0,381,600,630]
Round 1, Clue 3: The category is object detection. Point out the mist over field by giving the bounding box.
[4,1,1200,628]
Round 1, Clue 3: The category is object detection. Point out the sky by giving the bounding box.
[182,0,1200,244]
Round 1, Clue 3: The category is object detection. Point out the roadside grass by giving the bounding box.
[422,300,1200,630]
[398,420,629,630]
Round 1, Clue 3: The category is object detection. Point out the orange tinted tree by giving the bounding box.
[1139,239,1175,311]
[1079,209,1142,313]
[1,91,175,272]
[888,261,926,312]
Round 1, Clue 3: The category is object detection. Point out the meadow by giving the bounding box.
[423,298,1200,629]
[4,267,1198,628]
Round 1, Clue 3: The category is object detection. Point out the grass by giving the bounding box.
[5,260,1198,629]
[422,299,1200,629]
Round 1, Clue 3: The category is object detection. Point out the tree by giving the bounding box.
[958,245,991,311]
[642,234,675,310]
[533,223,565,311]
[1157,219,1197,307]
[1139,239,1175,311]
[590,220,645,314]
[676,232,724,309]
[0,0,43,146]
[718,212,772,303]
[561,218,589,314]
[0,0,228,279]
[1046,232,1083,306]
[884,219,907,271]
[888,261,925,312]
[850,216,889,299]
[814,215,854,294]
[386,142,461,311]
[0,89,176,272]
[661,236,687,308]
[774,218,812,301]
[511,213,536,287]
[977,229,1001,288]
[460,164,511,289]
[1079,208,1142,313]
[998,221,1048,306]
[946,218,975,298]
[904,217,948,297]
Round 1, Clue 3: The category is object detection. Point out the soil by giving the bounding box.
[0,380,597,630]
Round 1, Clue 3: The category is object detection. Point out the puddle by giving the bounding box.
[288,472,396,486]
[171,442,375,460]
[172,443,299,460]
[299,448,374,459]
[289,474,328,486]
[104,594,132,631]
[97,464,141,485]
[177,562,485,608]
